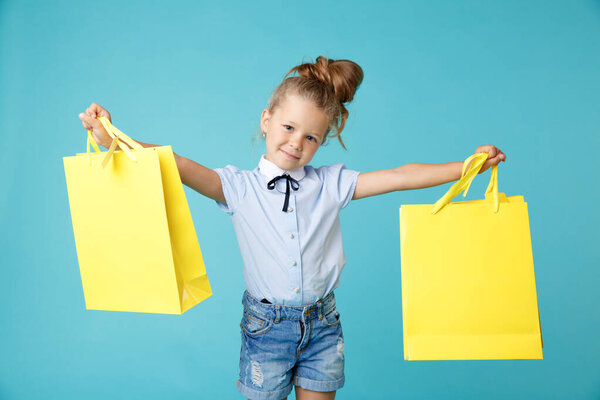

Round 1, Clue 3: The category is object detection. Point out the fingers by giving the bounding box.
[473,145,506,175]
[78,113,95,130]
[475,145,506,163]
[78,112,103,133]
[488,151,506,168]
[490,148,505,162]
[85,104,98,118]
[85,103,111,121]
[476,144,496,157]
[79,103,112,138]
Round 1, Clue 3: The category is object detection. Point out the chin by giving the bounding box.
[281,160,300,169]
[282,159,306,170]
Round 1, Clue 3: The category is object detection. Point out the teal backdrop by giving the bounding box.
[1,0,599,398]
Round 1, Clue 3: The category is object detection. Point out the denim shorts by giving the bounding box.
[236,290,345,400]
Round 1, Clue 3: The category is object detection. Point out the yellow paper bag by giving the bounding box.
[399,153,542,360]
[63,117,212,314]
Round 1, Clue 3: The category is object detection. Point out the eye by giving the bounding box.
[306,136,316,142]
[283,124,293,131]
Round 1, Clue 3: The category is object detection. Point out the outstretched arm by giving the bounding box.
[175,156,226,204]
[79,103,226,204]
[352,145,506,200]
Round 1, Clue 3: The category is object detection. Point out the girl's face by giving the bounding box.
[260,94,329,170]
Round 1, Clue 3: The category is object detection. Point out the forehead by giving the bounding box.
[275,95,329,135]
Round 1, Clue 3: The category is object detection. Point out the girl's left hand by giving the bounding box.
[473,145,506,174]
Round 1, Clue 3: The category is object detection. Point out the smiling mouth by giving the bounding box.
[281,149,300,160]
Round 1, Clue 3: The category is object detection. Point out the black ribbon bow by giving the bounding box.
[267,173,300,212]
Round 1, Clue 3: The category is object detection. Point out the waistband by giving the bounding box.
[242,290,337,322]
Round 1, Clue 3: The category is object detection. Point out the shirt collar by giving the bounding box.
[258,154,306,181]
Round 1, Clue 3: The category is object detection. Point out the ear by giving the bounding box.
[260,109,271,134]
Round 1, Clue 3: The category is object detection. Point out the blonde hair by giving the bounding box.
[265,56,364,150]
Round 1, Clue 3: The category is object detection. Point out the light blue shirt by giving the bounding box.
[214,155,360,305]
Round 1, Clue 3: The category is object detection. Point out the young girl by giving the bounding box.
[78,56,506,400]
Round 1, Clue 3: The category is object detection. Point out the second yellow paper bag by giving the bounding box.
[399,153,543,360]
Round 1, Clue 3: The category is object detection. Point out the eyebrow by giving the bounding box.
[284,121,323,139]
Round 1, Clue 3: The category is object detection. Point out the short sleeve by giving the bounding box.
[318,163,361,209]
[213,165,247,215]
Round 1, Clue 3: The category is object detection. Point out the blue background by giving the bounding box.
[1,0,599,398]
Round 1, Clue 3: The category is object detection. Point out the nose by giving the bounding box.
[289,133,302,150]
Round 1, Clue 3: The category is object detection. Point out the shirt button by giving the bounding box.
[290,233,294,239]
[292,260,297,266]
[288,207,293,212]
[294,288,299,293]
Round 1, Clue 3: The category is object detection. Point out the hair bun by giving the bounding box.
[289,56,363,105]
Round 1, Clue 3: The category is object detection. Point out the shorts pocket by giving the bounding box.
[322,307,341,327]
[241,309,273,337]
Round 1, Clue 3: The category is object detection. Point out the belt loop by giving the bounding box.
[317,299,323,320]
[275,306,281,323]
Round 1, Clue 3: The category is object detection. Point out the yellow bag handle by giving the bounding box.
[86,116,143,167]
[431,152,499,214]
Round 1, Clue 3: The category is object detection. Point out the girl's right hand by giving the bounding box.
[78,103,113,148]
